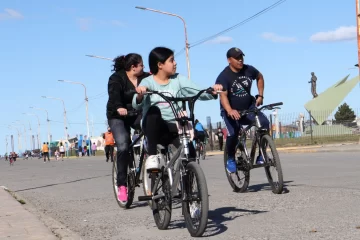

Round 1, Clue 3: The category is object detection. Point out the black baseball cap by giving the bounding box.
[226,47,245,59]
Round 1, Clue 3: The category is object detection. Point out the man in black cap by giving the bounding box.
[215,47,269,173]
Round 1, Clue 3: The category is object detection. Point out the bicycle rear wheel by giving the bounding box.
[261,134,284,194]
[201,143,206,160]
[182,162,209,237]
[223,144,250,193]
[151,171,172,230]
[112,155,135,209]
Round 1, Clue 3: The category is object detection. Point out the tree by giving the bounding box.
[334,103,356,124]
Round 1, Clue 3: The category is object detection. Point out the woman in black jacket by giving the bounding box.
[106,53,150,203]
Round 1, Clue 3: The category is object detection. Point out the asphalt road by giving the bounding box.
[1,152,359,240]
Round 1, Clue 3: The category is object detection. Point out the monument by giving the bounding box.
[304,74,360,125]
[308,72,318,98]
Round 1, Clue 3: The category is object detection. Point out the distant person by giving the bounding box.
[216,128,224,151]
[91,142,97,156]
[59,142,65,161]
[103,127,115,162]
[42,142,50,162]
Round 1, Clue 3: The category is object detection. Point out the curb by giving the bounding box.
[3,187,83,240]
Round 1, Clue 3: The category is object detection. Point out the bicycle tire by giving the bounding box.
[223,144,250,193]
[261,134,284,194]
[141,153,153,208]
[151,171,172,230]
[112,156,134,209]
[201,143,206,160]
[182,162,209,237]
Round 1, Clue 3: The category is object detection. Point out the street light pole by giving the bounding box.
[8,125,21,153]
[23,113,41,149]
[356,0,360,144]
[30,107,51,155]
[85,55,113,61]
[135,6,191,79]
[58,80,90,138]
[14,121,27,151]
[42,96,68,140]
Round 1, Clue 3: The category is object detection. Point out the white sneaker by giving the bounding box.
[145,155,160,171]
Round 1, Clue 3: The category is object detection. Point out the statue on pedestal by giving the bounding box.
[308,72,318,98]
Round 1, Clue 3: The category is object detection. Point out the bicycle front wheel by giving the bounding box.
[182,162,209,237]
[261,134,284,194]
[223,144,250,193]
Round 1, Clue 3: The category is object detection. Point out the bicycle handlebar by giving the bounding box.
[136,87,217,125]
[240,102,283,117]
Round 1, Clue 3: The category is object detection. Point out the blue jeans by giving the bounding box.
[222,104,269,159]
[108,118,132,187]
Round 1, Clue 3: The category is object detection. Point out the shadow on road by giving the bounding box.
[14,174,111,192]
[247,180,294,194]
[205,207,267,237]
[168,207,267,237]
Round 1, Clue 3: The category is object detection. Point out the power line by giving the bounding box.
[175,0,287,55]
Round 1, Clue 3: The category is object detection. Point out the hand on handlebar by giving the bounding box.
[227,109,241,120]
[117,108,128,116]
[211,84,223,94]
[135,86,147,95]
[255,97,263,107]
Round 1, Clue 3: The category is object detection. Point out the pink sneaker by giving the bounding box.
[118,186,128,202]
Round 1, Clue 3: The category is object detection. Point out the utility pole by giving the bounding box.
[356,0,360,144]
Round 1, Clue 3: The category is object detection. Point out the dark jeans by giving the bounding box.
[222,104,270,158]
[109,117,140,187]
[104,145,114,161]
[43,152,49,161]
[142,106,179,155]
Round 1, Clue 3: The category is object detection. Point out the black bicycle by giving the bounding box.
[224,102,284,194]
[137,87,216,237]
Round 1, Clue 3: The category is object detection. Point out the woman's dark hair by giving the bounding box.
[149,47,174,74]
[112,53,142,72]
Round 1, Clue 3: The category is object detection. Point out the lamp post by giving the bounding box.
[8,125,21,153]
[23,113,41,149]
[58,80,90,138]
[30,107,51,155]
[85,55,113,61]
[42,96,68,140]
[13,121,27,151]
[135,6,191,79]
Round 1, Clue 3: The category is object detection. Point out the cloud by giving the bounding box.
[0,8,24,21]
[76,18,92,31]
[261,32,297,43]
[310,26,356,42]
[206,36,233,44]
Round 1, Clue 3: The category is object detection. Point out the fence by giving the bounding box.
[205,108,360,149]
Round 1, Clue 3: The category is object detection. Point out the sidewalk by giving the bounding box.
[0,187,58,240]
[207,142,360,155]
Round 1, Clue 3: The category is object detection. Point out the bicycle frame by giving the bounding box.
[236,102,283,169]
[138,88,215,201]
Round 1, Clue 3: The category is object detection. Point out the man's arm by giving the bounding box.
[219,91,232,113]
[256,72,264,97]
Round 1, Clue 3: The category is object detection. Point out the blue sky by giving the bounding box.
[1,0,359,153]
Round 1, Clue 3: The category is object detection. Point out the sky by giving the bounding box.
[1,0,359,153]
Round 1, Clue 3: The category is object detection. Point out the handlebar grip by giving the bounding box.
[269,102,283,107]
